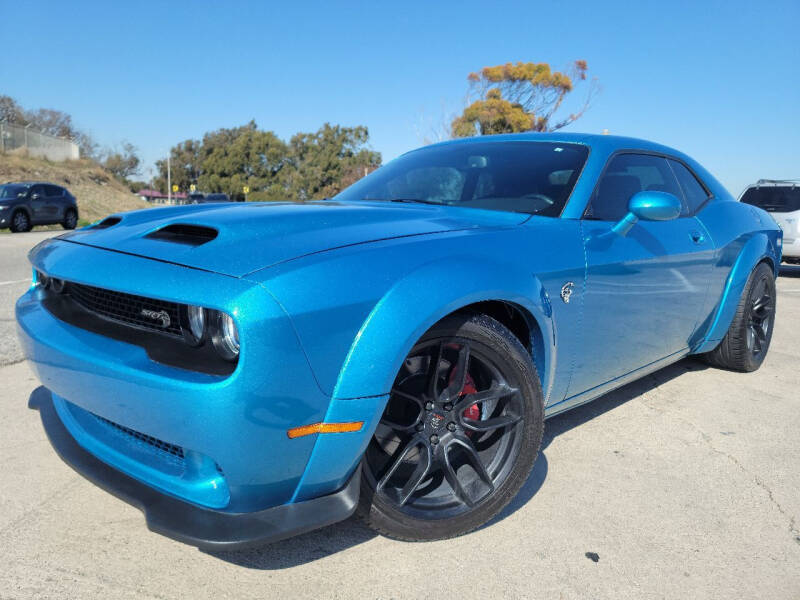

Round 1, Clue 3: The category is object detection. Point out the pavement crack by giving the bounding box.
[639,394,800,544]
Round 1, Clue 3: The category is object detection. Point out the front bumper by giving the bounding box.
[17,239,385,518]
[30,387,360,551]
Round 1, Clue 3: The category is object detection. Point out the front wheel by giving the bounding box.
[10,210,31,233]
[358,313,544,541]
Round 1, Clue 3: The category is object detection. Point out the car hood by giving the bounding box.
[58,200,528,278]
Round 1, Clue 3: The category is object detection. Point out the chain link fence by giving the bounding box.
[0,122,80,161]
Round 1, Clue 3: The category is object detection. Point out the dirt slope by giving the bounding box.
[0,151,150,225]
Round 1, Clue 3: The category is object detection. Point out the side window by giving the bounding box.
[669,160,710,215]
[45,185,62,197]
[587,154,681,221]
[30,185,45,198]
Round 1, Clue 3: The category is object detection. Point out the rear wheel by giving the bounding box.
[358,313,544,541]
[703,262,776,372]
[10,210,30,233]
[62,208,78,230]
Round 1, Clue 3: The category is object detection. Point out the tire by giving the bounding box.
[10,210,31,233]
[358,312,544,541]
[62,209,78,230]
[703,262,776,372]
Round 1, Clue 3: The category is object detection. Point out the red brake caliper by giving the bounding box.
[450,370,480,422]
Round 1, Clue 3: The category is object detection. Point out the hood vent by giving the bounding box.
[93,217,121,229]
[145,223,218,246]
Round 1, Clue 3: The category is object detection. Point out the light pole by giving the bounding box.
[167,155,172,204]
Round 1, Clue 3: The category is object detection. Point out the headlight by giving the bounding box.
[0,205,8,210]
[50,278,65,294]
[211,311,239,361]
[182,305,206,346]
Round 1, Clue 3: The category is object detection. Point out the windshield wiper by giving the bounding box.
[364,197,442,206]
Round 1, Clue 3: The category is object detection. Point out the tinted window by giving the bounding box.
[741,186,800,213]
[334,141,590,217]
[587,154,681,221]
[44,185,63,197]
[669,160,709,214]
[0,184,28,199]
[30,185,45,197]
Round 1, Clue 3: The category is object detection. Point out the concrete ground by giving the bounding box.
[1,230,799,599]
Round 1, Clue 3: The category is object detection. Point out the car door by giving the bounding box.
[566,153,714,397]
[28,184,47,223]
[44,185,64,222]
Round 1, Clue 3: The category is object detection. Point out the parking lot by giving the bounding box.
[1,230,798,599]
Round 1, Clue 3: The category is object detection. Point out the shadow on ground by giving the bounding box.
[211,357,708,570]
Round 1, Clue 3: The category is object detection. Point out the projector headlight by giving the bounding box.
[182,305,206,346]
[211,311,239,361]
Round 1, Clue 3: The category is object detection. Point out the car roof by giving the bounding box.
[3,181,62,186]
[743,179,800,188]
[415,131,686,157]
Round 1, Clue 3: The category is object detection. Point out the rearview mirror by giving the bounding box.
[612,191,682,236]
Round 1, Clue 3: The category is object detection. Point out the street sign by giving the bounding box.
[190,184,196,192]
[243,186,250,194]
[172,184,179,193]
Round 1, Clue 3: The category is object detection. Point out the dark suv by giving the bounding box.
[0,182,79,232]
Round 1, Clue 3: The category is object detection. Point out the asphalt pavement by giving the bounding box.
[1,230,799,599]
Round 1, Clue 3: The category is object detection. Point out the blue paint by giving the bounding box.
[17,133,781,519]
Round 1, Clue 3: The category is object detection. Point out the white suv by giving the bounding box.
[740,179,800,264]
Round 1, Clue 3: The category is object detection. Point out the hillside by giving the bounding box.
[0,152,151,225]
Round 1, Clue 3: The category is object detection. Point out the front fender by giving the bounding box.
[331,255,555,401]
[694,232,777,353]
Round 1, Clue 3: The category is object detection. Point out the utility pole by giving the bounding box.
[167,155,172,204]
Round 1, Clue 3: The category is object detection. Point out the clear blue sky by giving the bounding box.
[2,0,798,196]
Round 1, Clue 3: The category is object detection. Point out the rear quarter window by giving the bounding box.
[669,160,710,215]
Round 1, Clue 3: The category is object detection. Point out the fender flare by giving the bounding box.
[695,233,776,353]
[331,255,556,402]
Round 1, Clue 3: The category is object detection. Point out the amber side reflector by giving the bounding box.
[287,421,364,439]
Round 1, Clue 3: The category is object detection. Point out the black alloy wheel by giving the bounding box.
[10,210,30,233]
[703,262,776,372]
[63,209,78,230]
[359,313,543,541]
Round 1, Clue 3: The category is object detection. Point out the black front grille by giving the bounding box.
[68,282,183,337]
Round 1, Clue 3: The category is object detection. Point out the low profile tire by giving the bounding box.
[358,313,544,541]
[62,209,78,230]
[703,262,776,372]
[9,210,31,233]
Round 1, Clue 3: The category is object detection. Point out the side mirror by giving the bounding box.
[612,191,682,236]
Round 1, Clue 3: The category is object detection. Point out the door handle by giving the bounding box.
[690,230,705,244]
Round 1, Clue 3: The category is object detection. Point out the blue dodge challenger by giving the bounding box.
[16,133,781,548]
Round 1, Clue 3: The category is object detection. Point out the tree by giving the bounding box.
[154,121,381,201]
[103,142,141,180]
[286,123,381,200]
[451,61,598,137]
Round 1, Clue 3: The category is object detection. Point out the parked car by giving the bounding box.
[0,181,79,232]
[187,192,205,204]
[740,179,800,263]
[202,193,231,203]
[17,133,780,550]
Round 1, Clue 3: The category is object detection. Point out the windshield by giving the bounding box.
[0,184,28,199]
[741,186,800,213]
[334,141,589,216]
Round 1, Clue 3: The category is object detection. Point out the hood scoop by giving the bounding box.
[144,223,218,246]
[93,216,122,230]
